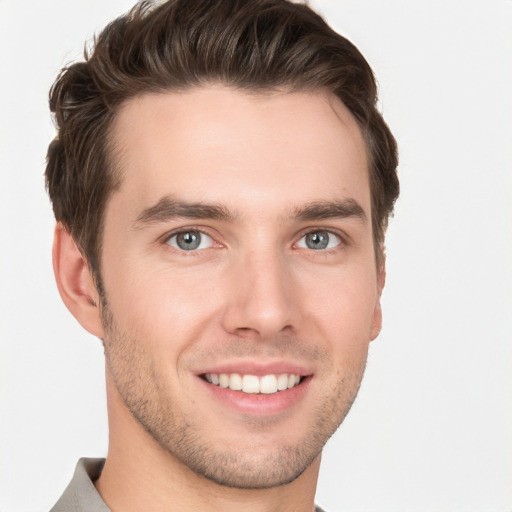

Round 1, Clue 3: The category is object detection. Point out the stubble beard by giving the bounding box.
[100,302,367,489]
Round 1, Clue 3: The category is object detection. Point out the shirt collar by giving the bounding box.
[50,458,110,512]
[51,457,327,512]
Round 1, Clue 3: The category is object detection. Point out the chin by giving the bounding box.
[168,440,321,489]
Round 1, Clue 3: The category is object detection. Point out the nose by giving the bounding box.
[221,248,295,339]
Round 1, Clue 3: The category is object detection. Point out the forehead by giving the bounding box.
[108,86,370,219]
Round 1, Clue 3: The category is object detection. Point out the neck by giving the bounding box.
[95,373,320,512]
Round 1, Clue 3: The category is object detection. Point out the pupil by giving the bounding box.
[177,231,200,250]
[306,231,329,250]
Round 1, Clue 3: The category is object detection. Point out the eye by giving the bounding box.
[166,230,214,251]
[296,230,342,250]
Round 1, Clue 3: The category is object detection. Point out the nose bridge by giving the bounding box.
[222,242,294,337]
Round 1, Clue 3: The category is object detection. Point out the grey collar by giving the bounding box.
[50,457,327,512]
[50,458,110,512]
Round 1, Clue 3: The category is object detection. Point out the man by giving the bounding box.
[46,0,398,510]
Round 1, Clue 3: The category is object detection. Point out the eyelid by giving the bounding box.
[294,228,346,250]
[161,226,222,250]
[158,225,347,252]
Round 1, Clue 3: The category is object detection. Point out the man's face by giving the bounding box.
[99,87,383,488]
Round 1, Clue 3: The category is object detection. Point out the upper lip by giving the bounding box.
[196,360,313,377]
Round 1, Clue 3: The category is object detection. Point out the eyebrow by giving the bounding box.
[133,196,237,228]
[133,196,367,229]
[293,199,367,223]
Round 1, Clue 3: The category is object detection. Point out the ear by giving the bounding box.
[52,222,104,338]
[370,256,386,341]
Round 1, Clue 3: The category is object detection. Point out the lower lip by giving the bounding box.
[199,376,311,416]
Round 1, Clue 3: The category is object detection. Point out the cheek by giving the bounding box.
[299,266,378,353]
[103,261,225,351]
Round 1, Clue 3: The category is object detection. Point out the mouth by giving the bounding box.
[197,365,312,416]
[202,372,303,395]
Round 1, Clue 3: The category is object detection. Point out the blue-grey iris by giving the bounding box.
[176,231,201,250]
[305,231,330,250]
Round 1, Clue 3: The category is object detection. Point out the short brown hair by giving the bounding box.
[46,0,399,286]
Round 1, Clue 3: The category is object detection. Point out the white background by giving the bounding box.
[1,1,511,511]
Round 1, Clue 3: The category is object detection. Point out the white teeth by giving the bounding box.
[219,373,229,388]
[242,375,260,393]
[229,373,242,391]
[277,373,289,391]
[205,372,302,394]
[260,374,278,394]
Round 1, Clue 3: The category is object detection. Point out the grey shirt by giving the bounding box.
[50,459,109,512]
[50,458,326,512]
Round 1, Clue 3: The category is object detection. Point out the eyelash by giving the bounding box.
[162,227,220,253]
[295,227,347,253]
[161,227,347,253]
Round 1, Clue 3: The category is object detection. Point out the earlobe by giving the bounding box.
[370,260,386,341]
[52,222,104,338]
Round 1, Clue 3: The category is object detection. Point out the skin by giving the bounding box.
[53,86,385,512]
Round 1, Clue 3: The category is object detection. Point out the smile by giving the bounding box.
[203,373,302,394]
